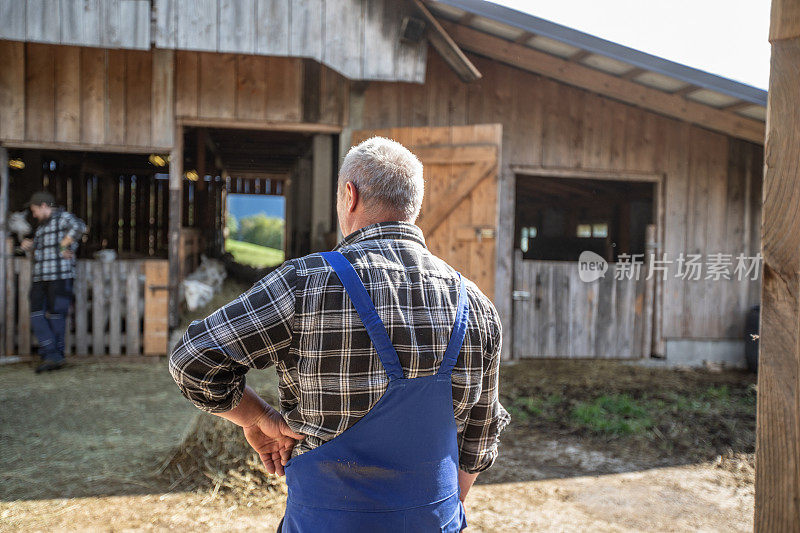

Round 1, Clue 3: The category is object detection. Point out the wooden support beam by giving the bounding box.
[442,21,765,144]
[0,147,7,356]
[620,67,647,80]
[410,0,482,83]
[568,49,592,63]
[720,100,757,113]
[756,1,800,529]
[514,31,535,44]
[167,126,183,329]
[671,84,700,97]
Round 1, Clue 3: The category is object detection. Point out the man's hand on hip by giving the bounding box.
[243,406,305,476]
[213,385,305,477]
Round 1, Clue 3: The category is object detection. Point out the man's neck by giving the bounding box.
[345,217,410,238]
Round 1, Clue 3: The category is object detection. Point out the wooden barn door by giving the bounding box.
[350,125,501,300]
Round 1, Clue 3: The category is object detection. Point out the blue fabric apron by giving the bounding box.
[280,251,469,533]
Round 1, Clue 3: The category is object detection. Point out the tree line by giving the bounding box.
[226,214,284,250]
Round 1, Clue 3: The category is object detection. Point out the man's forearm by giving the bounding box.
[458,470,479,502]
[213,385,273,428]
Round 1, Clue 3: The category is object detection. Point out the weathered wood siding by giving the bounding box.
[174,51,348,125]
[0,42,350,147]
[0,0,151,49]
[360,52,764,342]
[155,0,428,83]
[0,41,174,149]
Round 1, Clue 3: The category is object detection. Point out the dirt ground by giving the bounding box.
[0,358,755,532]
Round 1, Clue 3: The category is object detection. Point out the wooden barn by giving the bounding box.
[0,0,766,364]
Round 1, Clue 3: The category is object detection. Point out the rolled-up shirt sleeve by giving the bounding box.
[457,303,511,474]
[63,212,87,242]
[168,261,297,413]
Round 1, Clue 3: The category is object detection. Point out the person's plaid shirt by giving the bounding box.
[32,207,86,282]
[169,222,510,474]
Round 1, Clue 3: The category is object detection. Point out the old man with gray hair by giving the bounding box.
[169,136,509,532]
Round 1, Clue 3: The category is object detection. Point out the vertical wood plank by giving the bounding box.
[80,47,106,145]
[17,257,31,355]
[289,0,324,60]
[108,262,122,355]
[176,0,218,52]
[106,49,127,145]
[92,261,106,355]
[126,261,141,355]
[0,41,25,141]
[220,0,256,53]
[175,51,199,118]
[236,55,268,120]
[199,53,236,119]
[54,46,80,143]
[151,49,175,147]
[168,126,183,327]
[125,50,153,147]
[25,43,55,142]
[1,0,27,41]
[265,57,302,121]
[74,261,88,355]
[4,240,15,355]
[144,260,169,355]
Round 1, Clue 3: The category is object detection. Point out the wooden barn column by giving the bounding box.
[0,146,8,355]
[756,0,800,530]
[168,126,184,329]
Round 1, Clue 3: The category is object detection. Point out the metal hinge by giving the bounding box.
[512,290,530,301]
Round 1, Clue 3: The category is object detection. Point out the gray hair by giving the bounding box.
[338,137,424,221]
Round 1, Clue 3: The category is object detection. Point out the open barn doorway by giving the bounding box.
[512,171,662,360]
[180,126,337,283]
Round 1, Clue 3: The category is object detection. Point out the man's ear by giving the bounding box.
[346,182,359,213]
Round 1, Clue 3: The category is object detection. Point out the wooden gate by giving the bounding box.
[2,255,169,357]
[351,125,501,299]
[512,251,653,359]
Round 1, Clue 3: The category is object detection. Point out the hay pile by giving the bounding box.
[156,411,287,504]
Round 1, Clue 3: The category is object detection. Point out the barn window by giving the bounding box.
[515,175,654,262]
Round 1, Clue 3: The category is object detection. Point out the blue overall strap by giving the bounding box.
[438,273,469,376]
[320,251,405,381]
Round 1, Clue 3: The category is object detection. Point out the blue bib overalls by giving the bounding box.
[280,251,469,532]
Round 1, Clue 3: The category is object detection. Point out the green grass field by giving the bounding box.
[225,239,284,267]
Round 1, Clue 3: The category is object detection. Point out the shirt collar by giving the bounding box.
[334,221,427,251]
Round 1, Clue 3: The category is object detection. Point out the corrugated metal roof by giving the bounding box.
[429,0,767,121]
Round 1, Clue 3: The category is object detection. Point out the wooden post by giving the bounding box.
[0,146,8,356]
[311,134,333,252]
[168,126,183,328]
[640,224,656,358]
[756,1,800,530]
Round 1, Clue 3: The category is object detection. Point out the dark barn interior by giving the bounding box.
[515,175,654,262]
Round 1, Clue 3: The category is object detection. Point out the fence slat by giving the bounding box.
[75,262,88,355]
[5,251,15,355]
[143,260,169,355]
[126,261,141,355]
[108,262,122,355]
[17,258,31,355]
[92,261,106,355]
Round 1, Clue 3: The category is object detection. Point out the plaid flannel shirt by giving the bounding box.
[169,222,510,473]
[32,208,86,282]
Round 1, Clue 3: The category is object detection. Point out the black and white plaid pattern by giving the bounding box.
[32,208,86,282]
[169,222,510,474]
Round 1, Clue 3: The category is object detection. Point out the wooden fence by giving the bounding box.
[3,256,168,357]
[512,253,652,359]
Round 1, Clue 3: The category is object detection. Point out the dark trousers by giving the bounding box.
[30,279,73,362]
